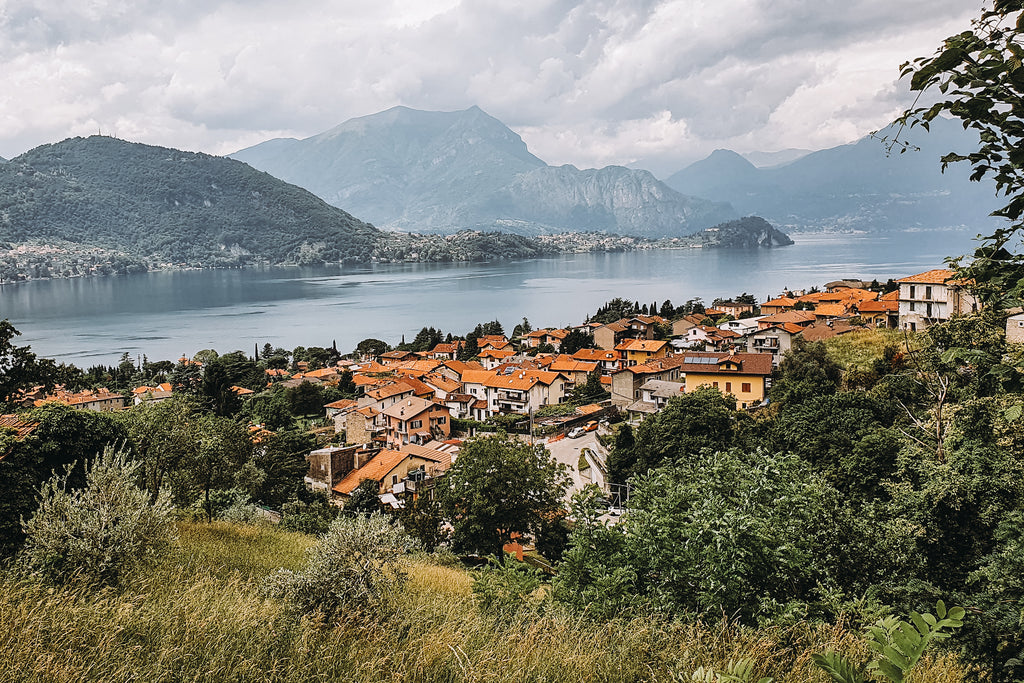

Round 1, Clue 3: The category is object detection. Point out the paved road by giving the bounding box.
[543,430,608,503]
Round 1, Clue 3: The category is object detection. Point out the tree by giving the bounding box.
[439,433,569,558]
[896,1,1024,308]
[560,328,594,355]
[18,447,175,586]
[355,338,389,359]
[0,320,54,408]
[770,339,843,406]
[265,513,415,622]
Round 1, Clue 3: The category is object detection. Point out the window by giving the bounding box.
[742,382,751,393]
[909,302,915,312]
[713,381,719,388]
[410,419,422,429]
[909,285,916,299]
[725,382,732,392]
[435,416,446,424]
[926,303,933,317]
[392,475,398,485]
[925,286,932,299]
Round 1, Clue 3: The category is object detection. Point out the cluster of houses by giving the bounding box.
[5,268,994,509]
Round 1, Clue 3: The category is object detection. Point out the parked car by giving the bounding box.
[584,420,598,432]
[567,426,587,438]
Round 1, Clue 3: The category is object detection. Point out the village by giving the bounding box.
[12,266,1009,525]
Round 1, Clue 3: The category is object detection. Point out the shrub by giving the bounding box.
[471,553,544,617]
[265,512,416,622]
[18,447,175,586]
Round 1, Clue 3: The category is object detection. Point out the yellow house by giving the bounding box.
[615,338,669,368]
[678,351,773,409]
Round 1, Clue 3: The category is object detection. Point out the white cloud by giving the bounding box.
[0,0,980,176]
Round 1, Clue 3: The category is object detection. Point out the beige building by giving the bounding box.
[897,269,980,331]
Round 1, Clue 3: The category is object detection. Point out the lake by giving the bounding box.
[0,230,979,365]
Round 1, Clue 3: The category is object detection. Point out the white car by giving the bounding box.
[567,426,587,438]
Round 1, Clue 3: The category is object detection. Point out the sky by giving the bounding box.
[0,0,977,176]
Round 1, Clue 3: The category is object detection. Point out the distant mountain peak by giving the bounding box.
[232,106,735,238]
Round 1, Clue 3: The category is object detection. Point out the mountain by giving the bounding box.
[664,118,1002,234]
[0,136,381,267]
[691,216,794,248]
[232,106,736,238]
[741,148,812,168]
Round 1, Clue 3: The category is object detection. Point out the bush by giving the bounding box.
[265,512,416,622]
[18,447,175,586]
[472,553,544,617]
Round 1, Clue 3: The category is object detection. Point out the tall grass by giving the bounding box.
[0,521,969,682]
[823,328,920,370]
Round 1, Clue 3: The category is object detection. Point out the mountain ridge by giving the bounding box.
[664,118,1002,233]
[232,106,736,238]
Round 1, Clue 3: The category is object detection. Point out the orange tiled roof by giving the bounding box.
[324,398,358,410]
[615,339,668,353]
[762,296,797,308]
[0,414,38,440]
[334,449,408,495]
[572,348,619,362]
[896,269,957,285]
[813,303,848,318]
[365,382,416,401]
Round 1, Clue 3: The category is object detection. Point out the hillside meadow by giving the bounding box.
[0,521,968,683]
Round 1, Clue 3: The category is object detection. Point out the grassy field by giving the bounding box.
[823,328,922,371]
[0,521,968,682]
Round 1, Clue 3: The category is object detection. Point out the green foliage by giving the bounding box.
[280,494,339,536]
[770,339,843,406]
[345,478,382,514]
[396,492,448,552]
[265,513,415,622]
[355,338,389,358]
[471,553,544,616]
[0,136,381,268]
[896,2,1024,309]
[439,432,569,557]
[0,319,54,407]
[560,328,594,355]
[689,658,773,683]
[813,601,965,683]
[18,447,175,586]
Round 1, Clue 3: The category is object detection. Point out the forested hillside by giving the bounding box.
[0,136,381,267]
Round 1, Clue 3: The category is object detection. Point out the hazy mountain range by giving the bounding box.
[231,106,736,238]
[665,117,1002,234]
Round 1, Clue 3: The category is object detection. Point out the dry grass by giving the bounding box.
[0,521,970,683]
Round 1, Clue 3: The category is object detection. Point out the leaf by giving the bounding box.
[811,652,867,683]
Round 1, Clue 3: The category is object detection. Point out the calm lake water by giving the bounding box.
[0,230,978,365]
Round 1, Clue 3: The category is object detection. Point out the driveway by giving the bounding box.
[543,430,609,503]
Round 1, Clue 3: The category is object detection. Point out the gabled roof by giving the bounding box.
[324,398,358,411]
[762,296,798,308]
[460,369,497,386]
[881,289,900,301]
[352,374,391,388]
[478,348,515,360]
[856,299,899,313]
[421,373,462,394]
[548,355,599,373]
[758,310,817,325]
[483,369,563,390]
[813,303,849,318]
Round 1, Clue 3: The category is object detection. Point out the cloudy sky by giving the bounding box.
[0,0,975,175]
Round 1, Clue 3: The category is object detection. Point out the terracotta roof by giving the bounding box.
[421,373,462,394]
[478,349,515,359]
[366,382,416,401]
[762,296,798,308]
[483,370,562,391]
[856,299,899,313]
[615,339,668,353]
[0,414,38,440]
[230,385,255,395]
[353,374,391,388]
[758,310,817,325]
[324,398,358,410]
[334,449,426,495]
[575,403,603,415]
[813,303,849,318]
[460,369,498,386]
[305,368,339,379]
[442,360,484,377]
[548,356,599,373]
[881,289,900,301]
[445,393,475,404]
[572,348,619,362]
[896,269,957,285]
[401,443,454,470]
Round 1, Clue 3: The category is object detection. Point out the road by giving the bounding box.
[542,430,609,503]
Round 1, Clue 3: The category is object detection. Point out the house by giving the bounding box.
[132,382,173,405]
[571,348,621,375]
[714,301,755,318]
[345,406,386,445]
[625,379,686,419]
[381,397,452,449]
[671,313,708,337]
[760,297,798,316]
[419,372,463,400]
[615,338,669,367]
[427,341,464,360]
[482,369,568,416]
[593,317,660,351]
[478,335,510,351]
[676,351,773,409]
[677,325,741,351]
[380,350,418,366]
[719,317,764,336]
[304,444,372,495]
[855,293,899,328]
[331,447,447,501]
[547,355,600,387]
[359,381,417,413]
[610,356,687,407]
[757,310,817,329]
[745,323,803,366]
[1007,312,1024,343]
[478,348,515,369]
[897,269,980,331]
[34,387,125,412]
